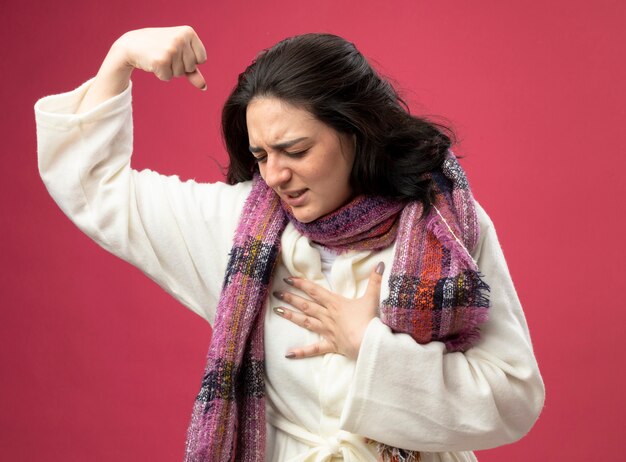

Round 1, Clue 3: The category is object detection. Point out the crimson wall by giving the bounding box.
[2,1,625,460]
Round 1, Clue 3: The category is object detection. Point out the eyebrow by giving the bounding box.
[249,137,309,154]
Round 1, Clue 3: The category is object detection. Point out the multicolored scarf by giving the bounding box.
[183,153,490,461]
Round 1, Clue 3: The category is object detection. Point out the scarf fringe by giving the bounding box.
[444,270,491,352]
[374,441,421,462]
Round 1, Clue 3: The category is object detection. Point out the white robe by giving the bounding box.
[35,78,545,461]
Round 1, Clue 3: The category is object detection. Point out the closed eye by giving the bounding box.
[285,149,309,158]
[253,149,309,164]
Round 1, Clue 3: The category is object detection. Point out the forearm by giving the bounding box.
[76,38,133,114]
[340,319,544,452]
[36,77,250,325]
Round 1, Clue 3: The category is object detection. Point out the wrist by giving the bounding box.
[75,41,133,114]
[349,316,375,360]
[101,36,134,76]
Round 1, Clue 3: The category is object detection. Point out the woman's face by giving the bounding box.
[246,97,356,223]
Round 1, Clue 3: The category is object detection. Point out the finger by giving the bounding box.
[286,341,334,359]
[189,30,207,63]
[171,50,186,77]
[181,42,198,73]
[273,291,326,319]
[186,68,207,90]
[273,306,324,333]
[364,261,384,300]
[154,64,173,82]
[283,277,332,306]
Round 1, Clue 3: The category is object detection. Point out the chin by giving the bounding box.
[292,213,316,223]
[290,207,321,224]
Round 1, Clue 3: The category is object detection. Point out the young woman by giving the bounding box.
[35,26,544,462]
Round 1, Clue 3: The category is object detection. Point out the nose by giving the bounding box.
[262,154,291,189]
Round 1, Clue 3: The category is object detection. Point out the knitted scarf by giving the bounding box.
[184,152,490,462]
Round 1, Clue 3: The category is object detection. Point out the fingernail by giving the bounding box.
[273,291,284,300]
[200,84,207,91]
[273,307,285,316]
[285,352,296,359]
[375,262,385,275]
[283,277,294,286]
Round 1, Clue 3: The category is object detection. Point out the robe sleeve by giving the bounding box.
[35,78,251,325]
[339,202,545,452]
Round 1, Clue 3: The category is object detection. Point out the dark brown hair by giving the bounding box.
[222,33,453,208]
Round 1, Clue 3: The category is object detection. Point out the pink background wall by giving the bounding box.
[2,1,625,460]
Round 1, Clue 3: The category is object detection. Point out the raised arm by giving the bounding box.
[36,27,251,325]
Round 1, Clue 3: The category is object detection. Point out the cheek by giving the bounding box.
[336,157,354,191]
[257,164,267,180]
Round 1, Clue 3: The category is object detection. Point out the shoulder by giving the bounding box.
[188,179,254,226]
[131,175,254,238]
[474,200,494,231]
[471,200,496,260]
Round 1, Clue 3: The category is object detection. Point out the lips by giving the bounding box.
[281,188,309,206]
[286,190,306,198]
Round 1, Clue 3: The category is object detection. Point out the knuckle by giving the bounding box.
[175,36,187,48]
[301,302,309,313]
[313,344,320,355]
[154,56,169,68]
[303,317,311,329]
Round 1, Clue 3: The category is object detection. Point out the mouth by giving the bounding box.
[284,189,307,199]
[281,188,309,206]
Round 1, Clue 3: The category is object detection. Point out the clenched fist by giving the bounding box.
[116,26,207,89]
[77,26,208,113]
